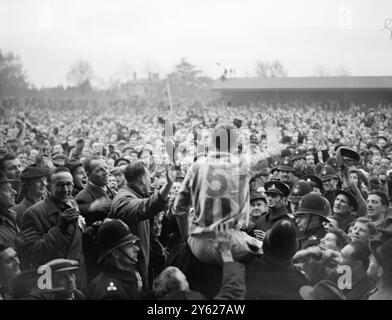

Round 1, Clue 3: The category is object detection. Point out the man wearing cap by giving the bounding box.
[38,258,85,300]
[0,170,39,250]
[51,153,68,167]
[114,157,130,168]
[252,180,292,238]
[88,219,142,300]
[110,166,126,191]
[245,220,308,299]
[20,167,86,292]
[12,166,49,227]
[331,189,358,232]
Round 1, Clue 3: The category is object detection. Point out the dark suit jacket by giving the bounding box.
[245,255,308,299]
[75,182,115,283]
[75,182,116,226]
[109,185,167,290]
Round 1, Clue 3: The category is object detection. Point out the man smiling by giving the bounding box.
[252,180,291,239]
[366,191,389,228]
[21,167,86,292]
[331,190,358,232]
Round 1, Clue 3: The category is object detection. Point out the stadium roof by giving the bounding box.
[212,76,392,91]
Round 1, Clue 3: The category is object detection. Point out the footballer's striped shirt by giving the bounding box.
[174,152,250,235]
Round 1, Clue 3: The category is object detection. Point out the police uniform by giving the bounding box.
[88,265,142,300]
[252,181,292,233]
[277,157,298,189]
[246,220,307,300]
[292,193,329,250]
[297,226,326,251]
[89,220,143,299]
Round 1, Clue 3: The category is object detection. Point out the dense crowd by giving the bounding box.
[0,97,391,300]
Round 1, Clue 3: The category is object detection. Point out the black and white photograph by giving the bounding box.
[0,0,392,304]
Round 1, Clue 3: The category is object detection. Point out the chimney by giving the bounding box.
[133,72,137,81]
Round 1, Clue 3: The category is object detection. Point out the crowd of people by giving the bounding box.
[0,96,391,300]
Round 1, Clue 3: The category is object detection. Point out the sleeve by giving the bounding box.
[76,192,109,225]
[345,185,367,218]
[213,261,246,300]
[109,192,167,226]
[21,209,74,264]
[75,192,91,216]
[172,166,194,240]
[265,127,286,157]
[173,165,194,217]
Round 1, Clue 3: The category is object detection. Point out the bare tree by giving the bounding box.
[0,50,29,95]
[335,65,350,76]
[115,61,134,83]
[314,65,331,77]
[255,60,287,77]
[143,60,161,78]
[66,60,94,87]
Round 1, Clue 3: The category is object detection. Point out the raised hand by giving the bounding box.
[165,163,177,186]
[89,197,112,212]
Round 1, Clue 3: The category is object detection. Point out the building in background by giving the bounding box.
[212,77,392,108]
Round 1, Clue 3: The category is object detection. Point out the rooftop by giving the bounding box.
[212,76,392,91]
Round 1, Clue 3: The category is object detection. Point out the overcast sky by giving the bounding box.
[1,0,392,87]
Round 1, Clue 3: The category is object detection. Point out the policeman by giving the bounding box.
[303,175,324,195]
[293,193,330,250]
[277,157,299,189]
[303,174,332,216]
[245,220,307,300]
[88,219,142,300]
[269,160,281,181]
[291,150,306,178]
[287,180,312,214]
[318,165,340,208]
[252,180,292,240]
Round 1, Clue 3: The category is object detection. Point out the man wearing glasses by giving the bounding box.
[21,167,87,292]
